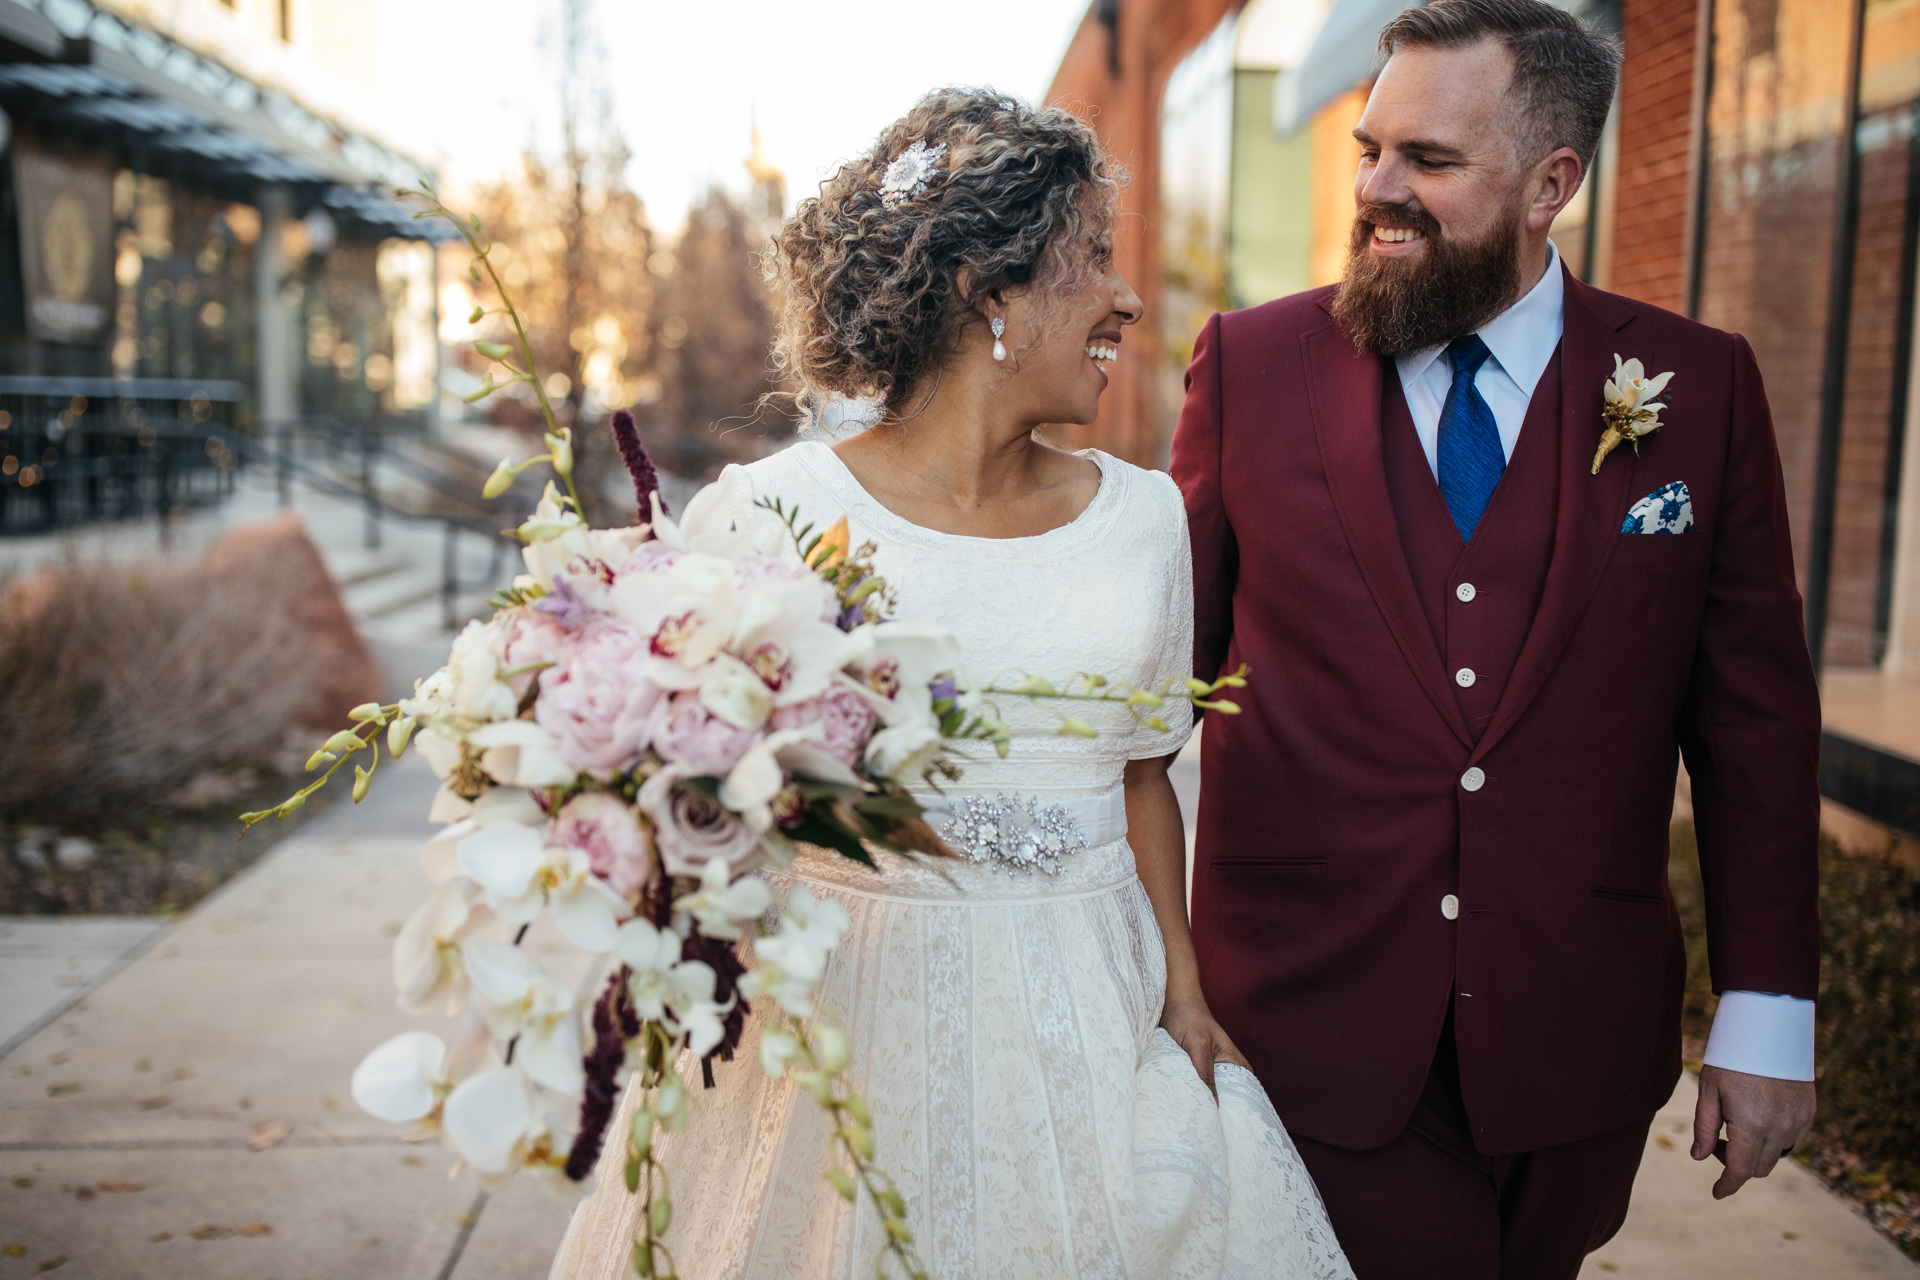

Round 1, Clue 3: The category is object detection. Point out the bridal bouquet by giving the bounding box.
[246,189,1244,1280]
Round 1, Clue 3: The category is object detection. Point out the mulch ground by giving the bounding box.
[0,773,336,917]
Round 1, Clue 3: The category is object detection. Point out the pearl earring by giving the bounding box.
[990,317,1006,362]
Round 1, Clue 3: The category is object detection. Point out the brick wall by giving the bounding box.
[1609,0,1700,312]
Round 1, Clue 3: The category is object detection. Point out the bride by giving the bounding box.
[550,87,1352,1280]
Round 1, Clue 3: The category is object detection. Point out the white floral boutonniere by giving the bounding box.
[1591,354,1674,475]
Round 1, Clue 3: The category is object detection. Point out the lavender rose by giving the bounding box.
[771,682,877,766]
[548,791,654,902]
[653,691,762,777]
[533,618,666,775]
[638,766,764,877]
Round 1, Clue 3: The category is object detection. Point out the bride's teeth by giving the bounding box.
[1086,343,1118,363]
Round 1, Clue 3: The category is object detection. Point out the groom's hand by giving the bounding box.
[1690,1065,1816,1199]
[1160,996,1251,1097]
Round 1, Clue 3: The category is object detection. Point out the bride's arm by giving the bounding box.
[1125,752,1250,1093]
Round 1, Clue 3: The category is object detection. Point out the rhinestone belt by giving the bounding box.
[925,788,1128,875]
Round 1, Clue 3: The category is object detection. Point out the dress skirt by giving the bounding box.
[548,838,1352,1280]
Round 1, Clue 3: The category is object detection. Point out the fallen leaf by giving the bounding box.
[455,1213,474,1227]
[9,1067,28,1078]
[364,1237,381,1247]
[236,1223,271,1237]
[189,1225,234,1240]
[249,1121,293,1152]
[1598,1266,1618,1274]
[1655,1134,1674,1150]
[11,1176,30,1188]
[148,1232,171,1243]
[44,1083,82,1098]
[96,1181,144,1193]
[166,1067,194,1083]
[138,1097,170,1111]
[70,1187,93,1201]
[319,1095,342,1112]
[46,1054,67,1067]
[37,1257,65,1271]
[133,1059,151,1073]
[1783,1231,1799,1240]
[3,1245,22,1258]
[399,1155,421,1167]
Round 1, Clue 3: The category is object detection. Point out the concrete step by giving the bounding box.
[338,565,443,626]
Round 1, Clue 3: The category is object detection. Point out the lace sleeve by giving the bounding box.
[1129,471,1196,760]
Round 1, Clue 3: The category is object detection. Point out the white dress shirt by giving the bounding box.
[1392,242,1815,1083]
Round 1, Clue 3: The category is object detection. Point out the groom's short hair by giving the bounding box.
[1377,0,1621,171]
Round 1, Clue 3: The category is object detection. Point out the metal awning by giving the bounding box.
[1281,0,1409,132]
[0,0,447,241]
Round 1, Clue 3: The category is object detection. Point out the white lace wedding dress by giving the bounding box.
[548,442,1351,1280]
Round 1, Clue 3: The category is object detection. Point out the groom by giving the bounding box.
[1172,1,1820,1274]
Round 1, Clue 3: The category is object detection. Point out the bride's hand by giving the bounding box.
[1160,995,1251,1096]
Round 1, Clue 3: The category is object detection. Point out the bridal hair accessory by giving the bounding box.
[879,139,948,208]
[1592,354,1674,475]
[990,316,1007,362]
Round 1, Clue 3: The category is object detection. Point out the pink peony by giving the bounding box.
[638,766,764,877]
[548,790,654,902]
[497,608,570,699]
[771,682,878,766]
[533,618,667,775]
[652,691,762,777]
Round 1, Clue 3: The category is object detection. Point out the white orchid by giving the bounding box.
[423,787,545,883]
[865,720,946,783]
[1594,354,1678,474]
[739,886,849,1018]
[456,822,628,951]
[608,556,741,688]
[1605,354,1674,415]
[646,467,755,558]
[440,1064,567,1180]
[352,1030,451,1124]
[465,718,576,789]
[393,878,490,1013]
[731,573,863,706]
[617,919,734,1057]
[673,857,773,941]
[848,620,963,724]
[461,941,586,1095]
[718,728,813,832]
[518,483,596,591]
[759,1026,801,1078]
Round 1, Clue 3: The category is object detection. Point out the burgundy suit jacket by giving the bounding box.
[1171,269,1821,1156]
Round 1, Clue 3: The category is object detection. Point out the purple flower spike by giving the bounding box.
[565,966,640,1182]
[611,409,669,523]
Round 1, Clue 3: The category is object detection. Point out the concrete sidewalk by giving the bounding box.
[2,751,1915,1278]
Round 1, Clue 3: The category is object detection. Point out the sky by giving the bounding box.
[376,0,1094,236]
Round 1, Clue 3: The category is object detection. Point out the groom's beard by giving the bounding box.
[1331,204,1525,357]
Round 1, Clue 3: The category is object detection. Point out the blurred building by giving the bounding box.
[1050,0,1920,849]
[0,0,441,530]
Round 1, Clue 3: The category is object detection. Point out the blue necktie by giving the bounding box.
[1436,334,1503,541]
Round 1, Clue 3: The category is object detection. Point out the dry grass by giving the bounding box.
[0,514,380,827]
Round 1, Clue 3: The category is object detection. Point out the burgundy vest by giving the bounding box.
[1381,350,1564,742]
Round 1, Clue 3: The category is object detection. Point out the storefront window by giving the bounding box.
[1696,0,1855,624]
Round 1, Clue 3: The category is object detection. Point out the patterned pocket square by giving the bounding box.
[1622,481,1693,534]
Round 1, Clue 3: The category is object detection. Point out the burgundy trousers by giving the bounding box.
[1292,1014,1653,1279]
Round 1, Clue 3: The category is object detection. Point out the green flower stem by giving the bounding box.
[625,1020,683,1280]
[400,186,586,518]
[239,702,405,836]
[780,1013,930,1280]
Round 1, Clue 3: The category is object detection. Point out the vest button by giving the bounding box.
[1456,582,1477,602]
[1441,893,1460,920]
[1455,667,1477,688]
[1461,767,1486,792]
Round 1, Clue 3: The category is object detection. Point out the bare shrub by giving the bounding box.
[0,514,381,825]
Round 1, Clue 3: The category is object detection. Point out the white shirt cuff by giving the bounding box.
[1701,990,1815,1081]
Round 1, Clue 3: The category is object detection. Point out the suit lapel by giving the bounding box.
[1471,271,1638,760]
[1303,314,1473,748]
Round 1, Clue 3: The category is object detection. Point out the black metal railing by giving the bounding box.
[0,378,517,633]
[0,377,246,535]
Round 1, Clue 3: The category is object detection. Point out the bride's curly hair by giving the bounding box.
[766,87,1120,424]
